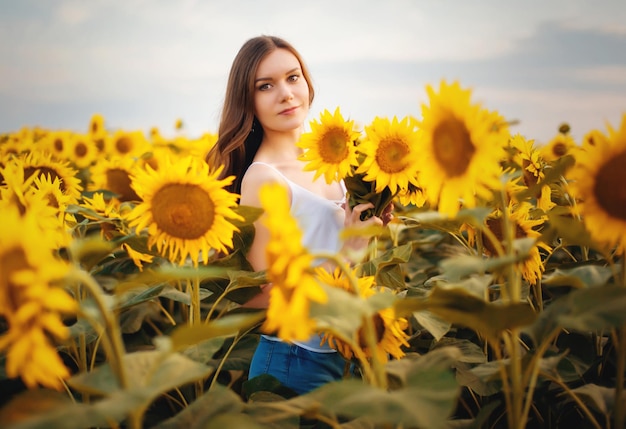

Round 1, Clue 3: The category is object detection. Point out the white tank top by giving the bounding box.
[248,162,345,352]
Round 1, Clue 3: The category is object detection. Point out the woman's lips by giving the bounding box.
[279,106,299,115]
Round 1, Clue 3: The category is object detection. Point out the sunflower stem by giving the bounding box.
[614,254,626,429]
[190,276,201,325]
[69,267,129,390]
[498,188,526,429]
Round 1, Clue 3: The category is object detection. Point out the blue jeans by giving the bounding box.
[248,336,346,395]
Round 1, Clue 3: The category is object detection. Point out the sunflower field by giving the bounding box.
[1,80,626,429]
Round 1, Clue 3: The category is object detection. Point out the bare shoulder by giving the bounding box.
[240,163,289,207]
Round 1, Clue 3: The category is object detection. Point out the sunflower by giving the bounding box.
[0,161,65,240]
[0,132,28,159]
[30,173,77,242]
[126,156,243,266]
[570,114,626,253]
[416,80,508,217]
[121,243,155,272]
[259,182,328,341]
[19,151,83,200]
[78,192,124,239]
[540,132,576,163]
[509,134,554,212]
[354,115,420,194]
[0,205,77,389]
[465,201,551,285]
[67,133,98,169]
[89,156,141,203]
[395,180,428,209]
[581,128,607,150]
[317,267,409,363]
[41,130,73,161]
[105,129,150,158]
[89,113,107,140]
[297,107,361,184]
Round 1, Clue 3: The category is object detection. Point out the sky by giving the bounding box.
[1,0,625,144]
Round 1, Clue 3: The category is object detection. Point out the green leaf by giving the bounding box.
[438,254,518,282]
[542,208,599,250]
[311,283,397,340]
[167,311,265,352]
[153,384,246,429]
[412,310,451,341]
[158,284,212,305]
[360,243,412,290]
[542,264,615,289]
[68,350,214,397]
[115,264,229,295]
[231,204,264,228]
[402,207,492,228]
[255,348,461,429]
[569,384,621,416]
[432,338,487,364]
[526,286,626,344]
[396,287,537,340]
[68,236,117,271]
[0,389,148,429]
[116,283,166,310]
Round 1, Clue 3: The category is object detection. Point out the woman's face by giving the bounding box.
[253,48,310,134]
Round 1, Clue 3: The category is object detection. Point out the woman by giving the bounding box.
[207,35,385,395]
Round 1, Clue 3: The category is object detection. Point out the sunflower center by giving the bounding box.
[151,184,215,240]
[522,159,539,188]
[593,151,626,221]
[553,142,568,157]
[432,115,475,177]
[47,193,60,209]
[75,142,88,158]
[375,137,410,173]
[53,138,64,152]
[319,129,350,164]
[483,218,526,256]
[24,167,63,191]
[358,313,386,347]
[116,137,132,154]
[0,247,30,311]
[106,169,140,202]
[95,138,105,152]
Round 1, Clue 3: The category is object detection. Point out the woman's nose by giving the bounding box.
[279,82,294,101]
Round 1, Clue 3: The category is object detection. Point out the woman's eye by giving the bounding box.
[258,83,271,91]
[288,74,300,82]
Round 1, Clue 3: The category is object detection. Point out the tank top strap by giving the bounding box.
[248,161,286,178]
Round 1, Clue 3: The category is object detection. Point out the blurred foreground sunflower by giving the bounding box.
[570,114,626,253]
[259,182,327,342]
[0,205,76,389]
[126,156,243,266]
[298,107,360,184]
[416,80,508,216]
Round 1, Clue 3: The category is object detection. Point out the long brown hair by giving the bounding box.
[206,35,315,195]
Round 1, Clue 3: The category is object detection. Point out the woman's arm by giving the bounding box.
[239,165,289,308]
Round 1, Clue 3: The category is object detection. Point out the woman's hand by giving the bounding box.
[342,202,384,253]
